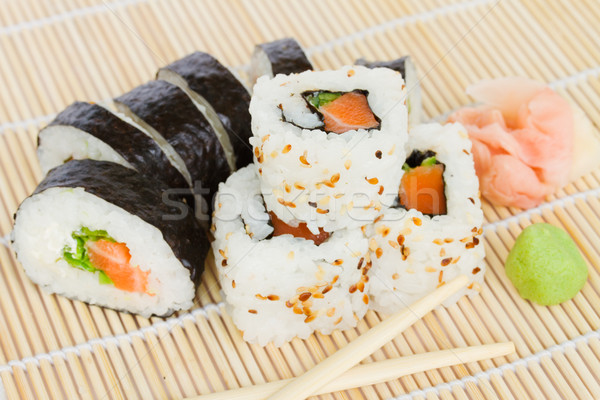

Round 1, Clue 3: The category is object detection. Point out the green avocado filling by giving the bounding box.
[402,156,436,172]
[304,91,343,109]
[62,227,114,285]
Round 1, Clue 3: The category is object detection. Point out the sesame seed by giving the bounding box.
[294,183,305,190]
[254,147,260,157]
[441,258,452,266]
[438,271,444,283]
[349,284,357,294]
[308,201,317,208]
[332,275,339,284]
[452,256,461,264]
[425,266,437,273]
[331,173,340,183]
[322,285,332,294]
[473,237,480,245]
[248,309,257,314]
[268,295,280,301]
[375,150,382,159]
[285,301,293,308]
[316,208,329,214]
[221,259,228,267]
[378,185,384,195]
[392,273,399,280]
[334,317,343,325]
[363,294,369,304]
[299,152,310,166]
[444,238,454,243]
[255,294,267,300]
[333,259,343,266]
[313,293,324,299]
[412,217,422,226]
[319,196,331,205]
[357,282,365,292]
[433,239,443,245]
[388,240,399,249]
[465,242,475,249]
[397,234,405,245]
[344,159,352,170]
[232,280,236,288]
[299,292,311,302]
[347,69,355,77]
[375,248,383,258]
[472,267,481,274]
[270,151,278,158]
[369,238,378,251]
[439,248,446,257]
[293,307,303,314]
[365,176,379,185]
[327,308,336,317]
[282,144,292,153]
[285,183,291,193]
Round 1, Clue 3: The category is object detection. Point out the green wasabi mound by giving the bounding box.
[505,223,588,306]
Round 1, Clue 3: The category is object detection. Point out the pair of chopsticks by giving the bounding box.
[190,276,515,400]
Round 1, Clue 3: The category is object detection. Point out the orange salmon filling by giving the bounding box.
[320,91,380,134]
[399,164,447,215]
[86,239,151,294]
[269,212,330,245]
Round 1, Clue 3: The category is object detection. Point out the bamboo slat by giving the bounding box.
[1,0,599,399]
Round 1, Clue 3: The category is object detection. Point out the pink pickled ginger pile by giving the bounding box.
[449,77,574,209]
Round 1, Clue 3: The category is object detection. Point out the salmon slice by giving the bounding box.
[269,212,330,245]
[86,239,150,294]
[319,91,379,134]
[399,164,447,215]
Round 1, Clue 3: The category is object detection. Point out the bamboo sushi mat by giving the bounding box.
[1,0,600,399]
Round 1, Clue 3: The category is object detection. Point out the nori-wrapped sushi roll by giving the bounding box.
[37,101,188,189]
[249,38,313,84]
[157,52,253,169]
[11,160,208,317]
[356,56,422,126]
[114,81,232,219]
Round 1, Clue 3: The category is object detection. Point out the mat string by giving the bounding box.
[394,329,600,400]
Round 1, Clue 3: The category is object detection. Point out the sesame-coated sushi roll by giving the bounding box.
[212,167,371,346]
[367,123,485,314]
[11,160,208,317]
[37,101,188,189]
[250,66,408,235]
[249,38,313,85]
[356,56,422,126]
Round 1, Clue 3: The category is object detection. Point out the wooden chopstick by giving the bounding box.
[265,275,469,400]
[190,342,515,400]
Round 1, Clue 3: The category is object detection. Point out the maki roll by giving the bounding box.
[157,52,253,169]
[367,123,485,314]
[11,160,208,317]
[356,56,422,126]
[250,66,408,234]
[37,101,188,189]
[249,38,313,84]
[212,167,370,346]
[115,80,232,218]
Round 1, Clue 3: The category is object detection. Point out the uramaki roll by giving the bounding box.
[249,66,408,234]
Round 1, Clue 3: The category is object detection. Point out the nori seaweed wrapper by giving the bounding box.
[355,56,409,79]
[32,159,208,285]
[115,81,231,212]
[258,38,313,76]
[42,101,189,189]
[158,52,253,169]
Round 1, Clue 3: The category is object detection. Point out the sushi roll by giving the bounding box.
[212,167,371,346]
[157,52,253,169]
[115,80,232,219]
[250,66,408,234]
[37,101,188,189]
[356,56,422,126]
[249,38,313,84]
[367,123,485,314]
[11,160,208,317]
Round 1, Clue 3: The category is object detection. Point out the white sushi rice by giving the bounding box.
[367,123,485,314]
[11,187,195,318]
[212,166,371,346]
[249,66,408,234]
[38,126,133,176]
